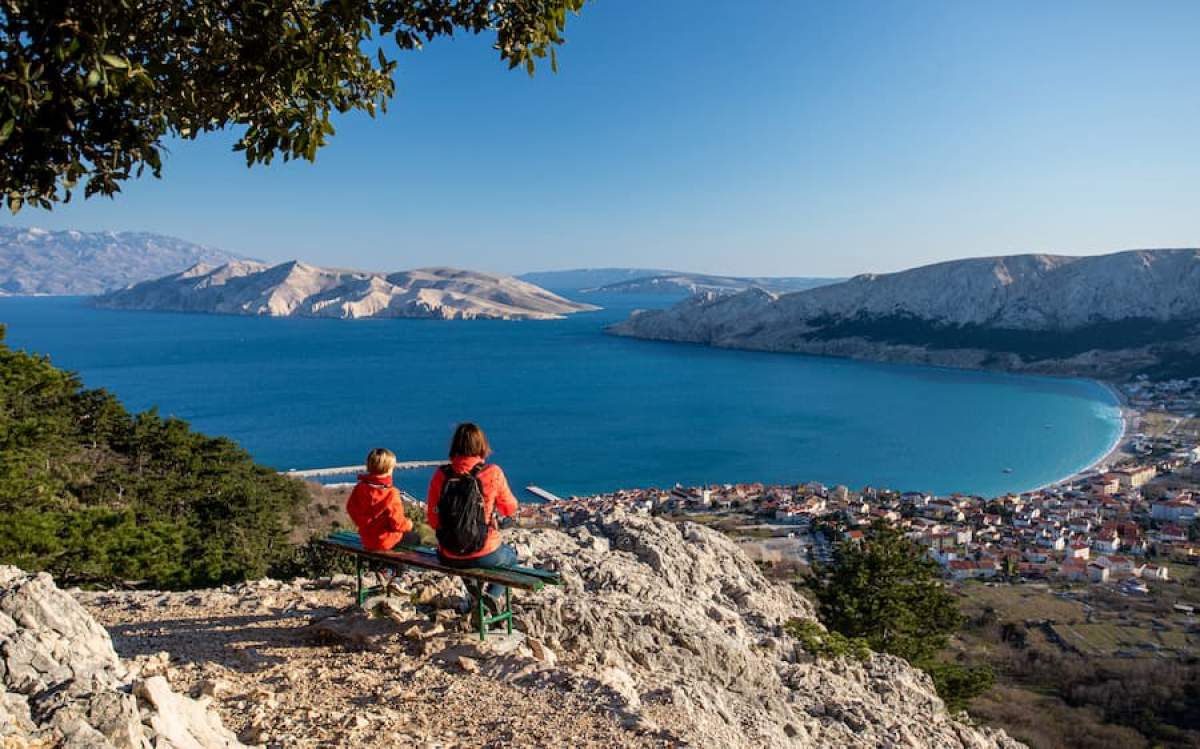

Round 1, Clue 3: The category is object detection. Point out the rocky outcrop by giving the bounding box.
[610,249,1200,379]
[0,227,246,296]
[94,261,600,320]
[22,511,1022,748]
[0,567,244,748]
[507,509,1023,749]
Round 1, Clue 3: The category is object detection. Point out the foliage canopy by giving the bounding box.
[812,521,963,663]
[808,521,993,710]
[0,0,586,212]
[0,323,310,587]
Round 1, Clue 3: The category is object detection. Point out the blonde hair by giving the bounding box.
[365,447,397,475]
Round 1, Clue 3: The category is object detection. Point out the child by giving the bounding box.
[346,447,414,551]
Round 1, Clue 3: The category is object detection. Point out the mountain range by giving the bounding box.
[94,260,598,320]
[517,268,839,295]
[586,272,838,295]
[0,227,246,295]
[610,249,1200,380]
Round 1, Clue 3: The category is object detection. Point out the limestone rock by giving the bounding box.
[0,567,245,749]
[136,676,242,748]
[456,657,479,674]
[509,510,1024,749]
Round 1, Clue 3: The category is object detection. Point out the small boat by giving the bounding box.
[1002,467,1014,473]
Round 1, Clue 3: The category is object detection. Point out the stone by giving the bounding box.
[194,679,232,700]
[527,638,558,666]
[462,631,525,659]
[456,656,479,674]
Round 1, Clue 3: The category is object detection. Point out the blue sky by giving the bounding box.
[4,0,1200,276]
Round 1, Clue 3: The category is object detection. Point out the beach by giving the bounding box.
[1031,380,1134,493]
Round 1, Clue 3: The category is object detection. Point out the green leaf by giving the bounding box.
[101,54,129,69]
[0,120,13,145]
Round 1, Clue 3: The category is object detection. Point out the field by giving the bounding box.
[1050,622,1198,657]
[952,579,1200,749]
[956,582,1085,623]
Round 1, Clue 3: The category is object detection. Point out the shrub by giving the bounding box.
[0,325,309,587]
[784,617,872,661]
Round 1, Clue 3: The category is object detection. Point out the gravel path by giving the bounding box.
[77,580,671,748]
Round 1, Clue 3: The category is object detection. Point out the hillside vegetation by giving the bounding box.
[0,324,309,587]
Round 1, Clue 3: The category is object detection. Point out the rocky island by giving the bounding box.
[94,261,599,321]
[610,249,1200,380]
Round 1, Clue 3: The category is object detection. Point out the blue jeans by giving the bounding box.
[439,543,518,601]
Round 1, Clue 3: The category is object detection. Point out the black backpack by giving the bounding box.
[435,463,490,555]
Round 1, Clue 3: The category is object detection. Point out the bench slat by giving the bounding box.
[318,537,546,591]
[323,531,562,586]
[394,544,562,585]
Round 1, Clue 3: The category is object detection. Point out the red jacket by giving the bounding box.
[426,456,518,559]
[346,473,413,551]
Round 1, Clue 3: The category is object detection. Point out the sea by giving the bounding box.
[0,292,1123,501]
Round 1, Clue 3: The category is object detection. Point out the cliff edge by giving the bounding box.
[6,511,1022,748]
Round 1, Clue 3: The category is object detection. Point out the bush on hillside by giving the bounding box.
[784,617,871,661]
[806,521,994,710]
[0,324,309,587]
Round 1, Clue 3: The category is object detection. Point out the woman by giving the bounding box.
[426,422,519,612]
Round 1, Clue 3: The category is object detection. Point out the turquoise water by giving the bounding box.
[0,294,1122,499]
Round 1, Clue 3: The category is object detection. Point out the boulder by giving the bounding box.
[0,567,246,749]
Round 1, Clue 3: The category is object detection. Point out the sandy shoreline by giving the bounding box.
[1029,380,1134,493]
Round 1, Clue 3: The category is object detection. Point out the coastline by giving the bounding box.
[1029,379,1134,493]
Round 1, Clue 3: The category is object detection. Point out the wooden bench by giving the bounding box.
[318,530,561,640]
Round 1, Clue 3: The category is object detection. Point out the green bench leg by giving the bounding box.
[477,587,515,642]
[353,556,392,607]
[356,556,365,606]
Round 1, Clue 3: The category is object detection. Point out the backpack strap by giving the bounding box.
[468,463,499,529]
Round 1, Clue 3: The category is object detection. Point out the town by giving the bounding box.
[519,376,1200,593]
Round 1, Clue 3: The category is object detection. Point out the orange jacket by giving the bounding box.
[426,456,518,559]
[346,473,413,551]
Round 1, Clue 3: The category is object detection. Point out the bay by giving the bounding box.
[0,293,1122,500]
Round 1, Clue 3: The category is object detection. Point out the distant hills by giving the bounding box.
[517,268,678,290]
[518,268,839,295]
[611,249,1200,380]
[0,227,246,295]
[587,273,838,295]
[95,261,599,320]
[0,237,840,302]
